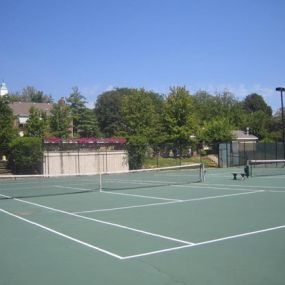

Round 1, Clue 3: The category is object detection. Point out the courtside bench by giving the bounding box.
[232,172,246,180]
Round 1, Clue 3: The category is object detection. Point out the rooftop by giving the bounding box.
[232,130,258,141]
[9,102,53,116]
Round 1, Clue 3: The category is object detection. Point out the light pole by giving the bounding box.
[276,87,285,159]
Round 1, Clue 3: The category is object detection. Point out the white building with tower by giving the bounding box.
[0,81,8,96]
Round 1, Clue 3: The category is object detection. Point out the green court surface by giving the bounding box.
[1,167,285,285]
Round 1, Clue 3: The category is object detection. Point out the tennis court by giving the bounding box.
[0,166,285,285]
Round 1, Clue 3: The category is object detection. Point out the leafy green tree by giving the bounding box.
[26,107,49,138]
[94,88,129,137]
[239,94,274,141]
[269,108,285,141]
[192,91,216,122]
[95,87,164,139]
[49,99,72,138]
[163,87,197,151]
[193,90,243,127]
[242,93,272,116]
[200,117,233,144]
[121,89,162,141]
[9,137,43,174]
[241,111,273,141]
[66,87,87,109]
[120,89,163,168]
[66,87,88,136]
[214,91,243,125]
[0,96,17,157]
[77,108,100,137]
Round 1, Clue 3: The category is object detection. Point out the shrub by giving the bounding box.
[9,137,43,174]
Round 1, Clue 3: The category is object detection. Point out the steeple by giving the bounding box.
[0,81,8,96]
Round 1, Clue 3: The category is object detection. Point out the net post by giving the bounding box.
[244,161,249,178]
[99,173,102,192]
[201,163,205,182]
[98,149,103,192]
[247,160,253,177]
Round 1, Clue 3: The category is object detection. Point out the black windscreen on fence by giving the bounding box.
[219,142,285,167]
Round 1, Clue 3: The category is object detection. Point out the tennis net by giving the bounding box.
[0,173,100,200]
[0,163,204,199]
[99,163,205,191]
[247,159,285,177]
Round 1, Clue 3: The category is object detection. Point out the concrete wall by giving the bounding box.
[43,150,129,175]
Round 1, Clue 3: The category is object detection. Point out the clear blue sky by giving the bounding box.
[1,0,285,110]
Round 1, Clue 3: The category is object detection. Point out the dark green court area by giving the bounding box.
[0,167,285,285]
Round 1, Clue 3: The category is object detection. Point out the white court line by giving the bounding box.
[0,190,273,260]
[176,184,260,192]
[74,190,263,214]
[0,208,123,259]
[74,200,180,214]
[5,196,195,246]
[202,183,285,190]
[122,224,285,260]
[188,184,285,193]
[53,182,274,197]
[101,190,182,202]
[54,185,94,191]
[105,178,171,186]
[255,175,285,179]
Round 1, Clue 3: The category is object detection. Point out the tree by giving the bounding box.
[192,91,216,122]
[0,96,17,157]
[241,111,273,141]
[77,108,100,137]
[120,89,163,168]
[242,93,272,116]
[66,87,88,136]
[49,99,72,138]
[121,89,162,141]
[9,86,52,103]
[163,87,197,151]
[200,117,233,144]
[66,87,87,109]
[95,87,164,139]
[26,107,49,138]
[214,91,243,125]
[269,108,285,141]
[94,88,129,137]
[66,87,100,137]
[239,94,273,141]
[9,137,43,174]
[192,90,243,127]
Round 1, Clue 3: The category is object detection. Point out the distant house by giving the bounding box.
[9,102,53,135]
[232,129,258,143]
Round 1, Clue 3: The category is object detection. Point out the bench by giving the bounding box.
[232,173,246,180]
